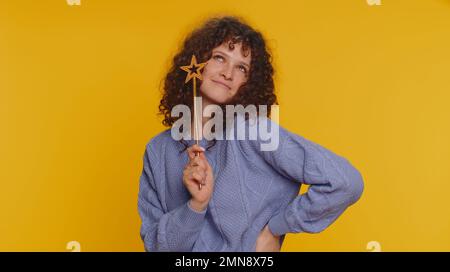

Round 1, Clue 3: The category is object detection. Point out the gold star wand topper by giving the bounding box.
[180,55,207,190]
[180,55,207,84]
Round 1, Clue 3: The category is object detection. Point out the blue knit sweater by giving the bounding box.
[138,117,364,252]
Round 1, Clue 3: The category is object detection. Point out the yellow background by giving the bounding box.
[1,0,450,251]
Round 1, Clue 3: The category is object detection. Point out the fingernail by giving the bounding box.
[200,147,206,151]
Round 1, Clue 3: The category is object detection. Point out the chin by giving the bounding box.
[200,80,236,105]
[202,93,230,105]
[200,86,233,105]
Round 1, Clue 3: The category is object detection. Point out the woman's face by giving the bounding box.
[200,42,251,105]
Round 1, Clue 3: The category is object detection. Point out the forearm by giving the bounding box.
[140,199,207,252]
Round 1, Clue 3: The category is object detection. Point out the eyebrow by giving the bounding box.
[212,49,251,69]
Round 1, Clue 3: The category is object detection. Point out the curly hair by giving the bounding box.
[158,16,277,151]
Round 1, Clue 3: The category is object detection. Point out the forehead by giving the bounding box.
[213,41,251,64]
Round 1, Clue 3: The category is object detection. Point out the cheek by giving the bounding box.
[233,75,248,90]
[202,62,220,77]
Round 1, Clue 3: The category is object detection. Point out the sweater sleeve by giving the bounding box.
[245,118,364,235]
[137,144,206,252]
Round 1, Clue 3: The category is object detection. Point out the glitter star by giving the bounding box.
[180,55,207,83]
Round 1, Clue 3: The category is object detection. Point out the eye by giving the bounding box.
[238,65,247,74]
[213,55,224,62]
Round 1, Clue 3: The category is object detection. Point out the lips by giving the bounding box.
[212,79,231,90]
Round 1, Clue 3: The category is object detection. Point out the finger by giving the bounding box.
[183,168,192,180]
[194,168,208,185]
[192,167,206,180]
[189,148,203,160]
[190,156,200,166]
[187,144,206,159]
[202,172,207,185]
[190,157,206,170]
[191,172,205,184]
[198,152,212,171]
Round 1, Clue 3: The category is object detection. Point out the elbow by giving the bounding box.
[344,163,364,205]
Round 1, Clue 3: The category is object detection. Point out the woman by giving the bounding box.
[138,16,364,252]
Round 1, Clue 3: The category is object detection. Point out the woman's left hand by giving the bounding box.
[255,225,281,252]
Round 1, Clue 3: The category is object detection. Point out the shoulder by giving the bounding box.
[144,129,174,156]
[233,115,291,154]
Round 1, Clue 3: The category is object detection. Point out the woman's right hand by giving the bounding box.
[183,144,215,212]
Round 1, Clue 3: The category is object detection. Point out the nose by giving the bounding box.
[220,63,233,81]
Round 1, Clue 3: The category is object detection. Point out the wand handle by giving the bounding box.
[193,78,202,190]
[194,151,202,190]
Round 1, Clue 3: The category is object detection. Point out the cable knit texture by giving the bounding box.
[138,116,364,251]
